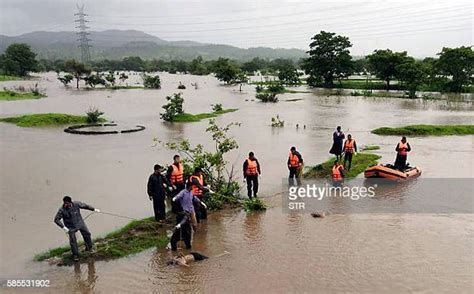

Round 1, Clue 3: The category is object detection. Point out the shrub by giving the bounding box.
[212,103,223,112]
[243,198,267,212]
[86,107,105,123]
[177,82,186,89]
[256,92,278,103]
[266,81,285,93]
[160,93,184,121]
[271,115,284,127]
[142,74,161,89]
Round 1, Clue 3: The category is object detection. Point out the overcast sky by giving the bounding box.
[0,0,472,57]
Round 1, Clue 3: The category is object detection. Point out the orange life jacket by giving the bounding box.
[288,152,300,167]
[332,165,343,180]
[344,139,355,153]
[398,141,408,156]
[189,174,204,198]
[246,159,258,176]
[170,163,184,184]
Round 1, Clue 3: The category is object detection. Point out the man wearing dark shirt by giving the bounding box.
[243,151,261,199]
[54,196,99,261]
[147,164,168,222]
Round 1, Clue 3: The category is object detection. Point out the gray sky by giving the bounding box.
[1,0,472,57]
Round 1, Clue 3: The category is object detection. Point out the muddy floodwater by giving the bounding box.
[1,72,473,293]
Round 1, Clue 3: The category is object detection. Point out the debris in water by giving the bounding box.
[311,211,326,218]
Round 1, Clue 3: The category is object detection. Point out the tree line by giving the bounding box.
[1,31,472,94]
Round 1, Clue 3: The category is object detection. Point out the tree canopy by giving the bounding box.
[0,43,38,76]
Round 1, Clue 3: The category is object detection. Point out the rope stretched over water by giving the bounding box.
[83,211,137,221]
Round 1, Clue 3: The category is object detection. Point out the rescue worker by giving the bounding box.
[343,134,357,171]
[166,155,185,213]
[394,136,411,171]
[243,152,261,199]
[54,196,100,262]
[189,167,210,221]
[288,146,303,186]
[330,126,345,162]
[147,164,169,222]
[331,160,344,185]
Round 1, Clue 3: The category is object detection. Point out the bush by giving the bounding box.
[256,92,278,103]
[160,93,184,121]
[58,74,73,86]
[212,103,223,112]
[177,82,186,89]
[266,81,285,93]
[243,198,267,212]
[86,107,105,123]
[142,74,161,89]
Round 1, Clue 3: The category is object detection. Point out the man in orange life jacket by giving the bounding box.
[394,136,411,171]
[288,146,303,185]
[331,160,345,186]
[243,152,262,199]
[343,134,357,171]
[167,155,185,213]
[189,167,210,221]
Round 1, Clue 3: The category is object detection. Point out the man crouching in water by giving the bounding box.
[170,182,207,251]
[167,252,208,267]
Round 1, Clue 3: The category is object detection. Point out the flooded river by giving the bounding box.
[1,72,473,293]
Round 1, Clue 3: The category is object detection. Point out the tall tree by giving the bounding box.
[436,46,474,92]
[304,31,353,88]
[396,60,426,98]
[0,43,38,76]
[367,49,409,90]
[214,58,242,84]
[64,59,91,89]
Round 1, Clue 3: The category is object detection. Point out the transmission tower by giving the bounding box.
[75,4,92,63]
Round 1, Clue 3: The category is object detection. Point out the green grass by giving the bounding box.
[243,198,267,212]
[362,145,380,151]
[304,153,381,178]
[372,124,474,136]
[0,75,22,81]
[0,113,106,127]
[172,108,238,122]
[0,90,45,101]
[34,217,169,265]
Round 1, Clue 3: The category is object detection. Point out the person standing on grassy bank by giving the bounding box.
[288,146,303,185]
[53,196,100,262]
[167,155,185,213]
[343,134,357,171]
[394,136,411,171]
[147,164,169,222]
[330,126,345,161]
[243,152,262,199]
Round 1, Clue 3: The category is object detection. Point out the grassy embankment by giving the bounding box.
[304,148,381,178]
[35,217,169,265]
[0,90,46,101]
[0,75,22,81]
[172,108,238,122]
[0,113,106,127]
[372,125,474,136]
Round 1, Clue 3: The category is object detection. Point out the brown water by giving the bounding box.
[1,73,473,293]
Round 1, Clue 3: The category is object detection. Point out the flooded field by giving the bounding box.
[1,72,473,293]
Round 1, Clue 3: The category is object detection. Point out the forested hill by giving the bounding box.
[0,30,307,61]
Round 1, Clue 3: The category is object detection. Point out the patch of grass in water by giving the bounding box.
[304,153,381,179]
[243,198,267,212]
[172,108,238,122]
[372,124,474,136]
[362,145,380,151]
[34,217,170,264]
[0,90,45,101]
[0,113,106,127]
[0,75,22,81]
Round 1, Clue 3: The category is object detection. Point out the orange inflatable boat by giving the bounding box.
[364,164,422,180]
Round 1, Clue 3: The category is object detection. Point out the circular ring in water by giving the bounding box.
[64,123,145,135]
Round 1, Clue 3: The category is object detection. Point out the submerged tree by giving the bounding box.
[304,31,353,88]
[367,49,409,90]
[436,46,474,93]
[160,92,184,121]
[142,73,161,89]
[64,59,91,89]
